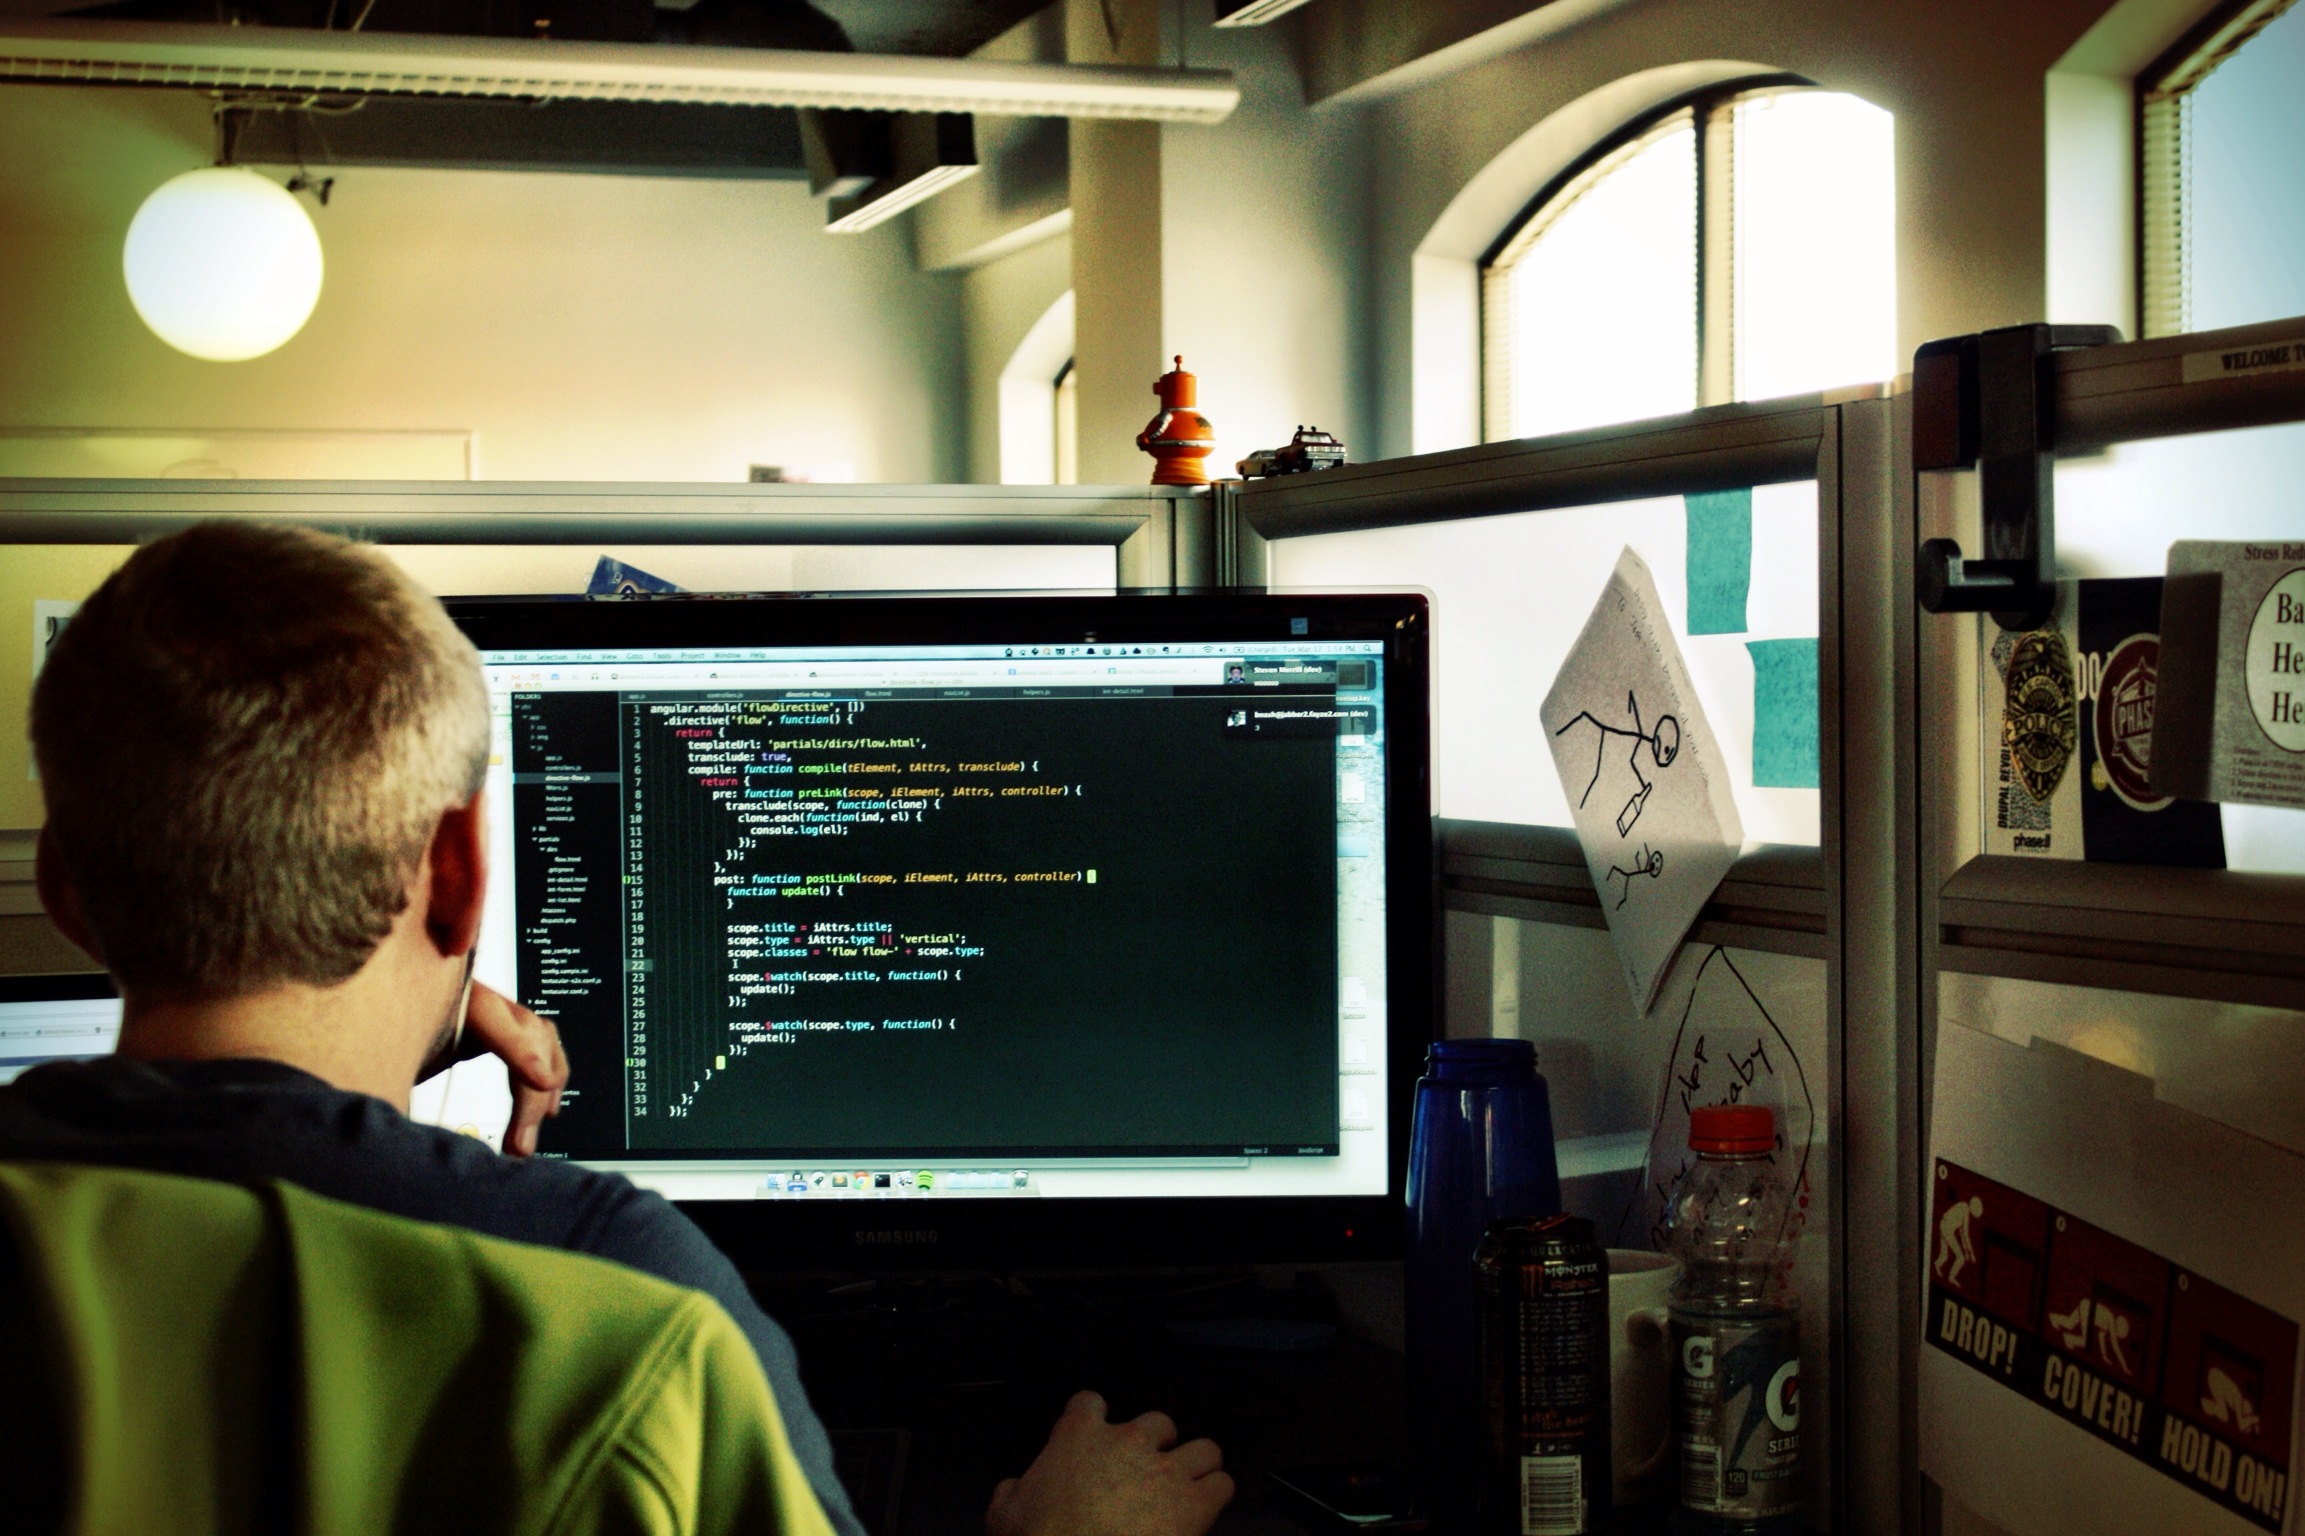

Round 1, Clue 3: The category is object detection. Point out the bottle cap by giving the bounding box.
[1689,1103,1775,1155]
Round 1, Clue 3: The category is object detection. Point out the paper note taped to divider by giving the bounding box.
[1541,548,1743,1012]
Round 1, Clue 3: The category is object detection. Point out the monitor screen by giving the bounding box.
[0,973,121,1085]
[446,593,1430,1267]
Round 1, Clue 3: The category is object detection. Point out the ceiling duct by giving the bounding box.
[0,18,1239,121]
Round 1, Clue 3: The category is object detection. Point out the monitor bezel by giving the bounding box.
[0,972,118,1004]
[446,589,1433,1272]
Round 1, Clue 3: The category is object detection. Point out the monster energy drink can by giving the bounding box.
[1477,1214,1611,1536]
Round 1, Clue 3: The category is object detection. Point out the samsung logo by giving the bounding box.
[854,1228,940,1245]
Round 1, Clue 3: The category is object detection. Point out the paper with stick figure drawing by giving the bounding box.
[1543,548,1743,1011]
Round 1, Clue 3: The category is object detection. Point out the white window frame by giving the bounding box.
[2137,0,2302,337]
[997,290,1076,485]
[1478,75,1898,442]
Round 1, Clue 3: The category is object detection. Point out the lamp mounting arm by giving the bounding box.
[1912,322,2122,631]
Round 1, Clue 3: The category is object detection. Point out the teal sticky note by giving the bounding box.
[1685,488,1752,635]
[1748,638,1819,788]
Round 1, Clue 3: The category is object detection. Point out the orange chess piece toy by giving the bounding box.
[1137,356,1217,486]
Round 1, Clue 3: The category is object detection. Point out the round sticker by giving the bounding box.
[2091,633,2172,810]
[2248,569,2305,752]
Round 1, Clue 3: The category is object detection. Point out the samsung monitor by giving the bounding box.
[443,592,1432,1269]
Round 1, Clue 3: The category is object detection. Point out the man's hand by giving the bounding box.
[456,981,568,1156]
[987,1392,1233,1536]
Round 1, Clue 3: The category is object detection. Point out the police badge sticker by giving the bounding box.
[2002,629,2079,806]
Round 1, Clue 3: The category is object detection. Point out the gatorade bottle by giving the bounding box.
[1665,1104,1801,1534]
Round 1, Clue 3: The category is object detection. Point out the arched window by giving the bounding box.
[2140,0,2305,336]
[998,290,1075,485]
[1052,360,1079,486]
[1482,110,1698,439]
[1481,82,1894,441]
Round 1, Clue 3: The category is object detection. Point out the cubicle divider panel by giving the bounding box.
[1912,317,2305,1536]
[1830,393,1919,1536]
[1239,393,1906,1536]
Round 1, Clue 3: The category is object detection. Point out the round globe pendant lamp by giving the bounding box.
[123,167,324,362]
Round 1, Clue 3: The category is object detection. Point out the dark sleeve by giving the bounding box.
[575,1190,869,1536]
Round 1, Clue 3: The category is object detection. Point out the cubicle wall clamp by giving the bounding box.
[1912,323,2122,632]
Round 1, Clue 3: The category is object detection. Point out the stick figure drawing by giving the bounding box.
[1554,690,1682,838]
[1607,843,1666,908]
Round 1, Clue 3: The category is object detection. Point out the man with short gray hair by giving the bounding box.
[34,521,493,1011]
[1,523,1233,1536]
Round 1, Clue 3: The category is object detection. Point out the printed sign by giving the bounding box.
[2182,339,2305,385]
[2156,542,2305,809]
[1929,1159,2298,1532]
[2249,569,2305,752]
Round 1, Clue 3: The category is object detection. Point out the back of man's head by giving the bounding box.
[31,523,489,1001]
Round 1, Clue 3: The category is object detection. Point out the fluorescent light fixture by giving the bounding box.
[827,163,979,233]
[1213,0,1318,25]
[825,111,980,234]
[0,20,1239,122]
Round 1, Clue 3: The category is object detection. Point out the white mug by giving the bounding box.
[1608,1248,1678,1504]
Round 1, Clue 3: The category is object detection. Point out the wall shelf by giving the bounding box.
[1237,395,1831,538]
[1937,854,2305,1011]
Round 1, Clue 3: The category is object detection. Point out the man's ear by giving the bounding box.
[423,792,488,960]
[34,827,103,965]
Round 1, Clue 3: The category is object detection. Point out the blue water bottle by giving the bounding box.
[1406,1038,1563,1526]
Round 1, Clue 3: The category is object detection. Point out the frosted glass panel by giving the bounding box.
[1733,91,1898,401]
[2189,2,2305,332]
[2051,419,2305,872]
[1272,484,1819,843]
[1506,122,1698,437]
[383,544,1114,597]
